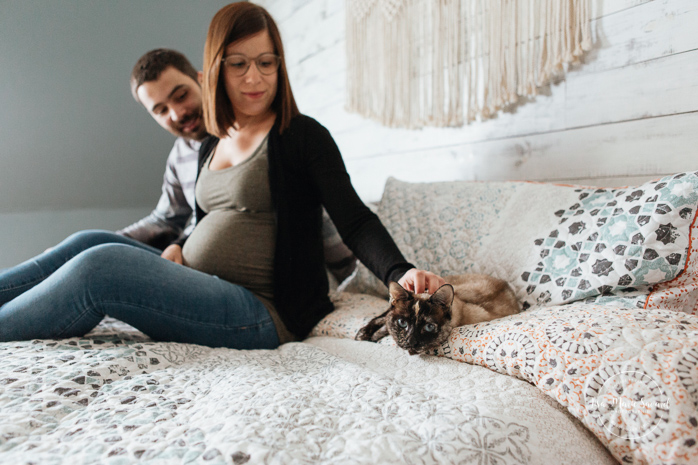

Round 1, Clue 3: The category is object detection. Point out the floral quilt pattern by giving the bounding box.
[321,294,698,465]
[0,317,615,465]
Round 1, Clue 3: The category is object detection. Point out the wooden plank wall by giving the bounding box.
[258,0,698,201]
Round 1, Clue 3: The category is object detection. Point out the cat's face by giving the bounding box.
[386,282,455,355]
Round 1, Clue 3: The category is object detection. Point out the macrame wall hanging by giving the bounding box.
[346,0,592,128]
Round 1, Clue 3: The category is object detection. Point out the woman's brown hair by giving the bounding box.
[203,3,299,136]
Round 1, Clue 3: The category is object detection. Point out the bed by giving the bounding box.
[2,172,697,464]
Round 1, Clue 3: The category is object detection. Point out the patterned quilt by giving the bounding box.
[0,317,615,465]
[4,172,698,464]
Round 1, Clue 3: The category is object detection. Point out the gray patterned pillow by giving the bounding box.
[340,177,520,297]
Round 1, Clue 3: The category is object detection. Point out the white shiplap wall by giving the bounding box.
[259,0,698,201]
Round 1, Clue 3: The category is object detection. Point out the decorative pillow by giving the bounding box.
[343,173,698,313]
[317,295,698,465]
[645,215,698,315]
[520,173,698,310]
[340,179,521,297]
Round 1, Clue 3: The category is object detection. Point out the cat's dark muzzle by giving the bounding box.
[405,338,444,356]
[405,343,434,356]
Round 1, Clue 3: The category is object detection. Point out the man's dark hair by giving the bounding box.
[130,49,199,102]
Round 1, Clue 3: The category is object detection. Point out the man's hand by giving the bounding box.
[398,268,446,295]
[161,244,183,264]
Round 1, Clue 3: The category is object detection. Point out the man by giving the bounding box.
[117,49,205,250]
[119,49,356,282]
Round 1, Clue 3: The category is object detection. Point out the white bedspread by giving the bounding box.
[0,318,615,464]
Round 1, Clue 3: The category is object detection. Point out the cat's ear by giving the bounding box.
[431,284,455,307]
[388,281,411,305]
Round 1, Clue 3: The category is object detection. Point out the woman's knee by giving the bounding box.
[64,243,144,283]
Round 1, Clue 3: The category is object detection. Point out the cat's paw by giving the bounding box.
[355,325,387,342]
[355,327,372,341]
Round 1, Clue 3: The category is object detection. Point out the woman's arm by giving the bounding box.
[300,117,443,291]
[398,268,445,294]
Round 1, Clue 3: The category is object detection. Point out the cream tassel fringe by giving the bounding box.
[346,0,592,128]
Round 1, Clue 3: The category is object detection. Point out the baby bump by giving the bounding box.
[182,210,276,298]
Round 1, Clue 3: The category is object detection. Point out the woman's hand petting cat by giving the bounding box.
[398,268,445,295]
[161,244,183,265]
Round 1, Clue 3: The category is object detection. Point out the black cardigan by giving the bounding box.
[181,114,414,338]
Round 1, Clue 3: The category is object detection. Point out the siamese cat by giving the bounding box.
[356,273,520,355]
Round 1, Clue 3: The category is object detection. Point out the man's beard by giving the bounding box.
[174,110,206,141]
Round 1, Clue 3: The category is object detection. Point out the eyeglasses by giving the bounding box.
[221,53,281,77]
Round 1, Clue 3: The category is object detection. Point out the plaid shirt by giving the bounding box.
[117,137,199,249]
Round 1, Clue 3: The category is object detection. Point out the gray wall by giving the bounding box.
[0,0,230,267]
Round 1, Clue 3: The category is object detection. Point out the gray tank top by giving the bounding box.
[182,136,294,343]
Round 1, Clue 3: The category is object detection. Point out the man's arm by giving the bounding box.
[116,209,190,250]
[117,139,198,250]
[321,208,357,284]
[116,174,192,250]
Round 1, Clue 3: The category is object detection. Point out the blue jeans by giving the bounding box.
[0,230,280,349]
